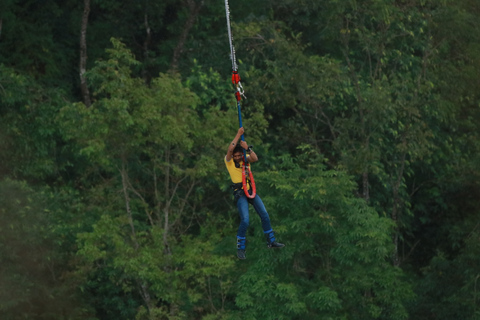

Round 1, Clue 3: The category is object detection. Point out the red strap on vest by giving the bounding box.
[241,157,256,199]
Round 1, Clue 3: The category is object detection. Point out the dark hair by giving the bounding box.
[233,144,244,155]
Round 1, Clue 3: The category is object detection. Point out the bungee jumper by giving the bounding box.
[224,0,285,260]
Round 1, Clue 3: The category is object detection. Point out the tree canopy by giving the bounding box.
[1,0,479,319]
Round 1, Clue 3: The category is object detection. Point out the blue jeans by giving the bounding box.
[236,194,272,238]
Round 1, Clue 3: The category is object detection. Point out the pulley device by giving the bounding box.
[224,0,256,199]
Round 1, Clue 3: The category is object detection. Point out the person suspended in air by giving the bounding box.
[225,127,285,260]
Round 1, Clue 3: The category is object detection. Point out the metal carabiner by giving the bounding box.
[236,81,246,100]
[232,71,246,101]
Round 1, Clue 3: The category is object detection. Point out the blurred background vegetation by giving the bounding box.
[0,0,479,319]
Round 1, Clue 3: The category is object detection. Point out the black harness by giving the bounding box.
[230,182,255,205]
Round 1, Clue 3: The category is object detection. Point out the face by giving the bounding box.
[233,151,243,163]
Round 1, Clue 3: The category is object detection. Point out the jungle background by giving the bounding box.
[1,0,479,319]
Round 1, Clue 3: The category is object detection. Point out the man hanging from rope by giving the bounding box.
[225,127,285,260]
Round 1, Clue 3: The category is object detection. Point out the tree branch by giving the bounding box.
[170,0,204,72]
[142,0,152,84]
[79,0,92,107]
[125,173,155,227]
[119,161,139,250]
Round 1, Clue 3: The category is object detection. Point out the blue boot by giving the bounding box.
[264,229,285,248]
[237,236,246,259]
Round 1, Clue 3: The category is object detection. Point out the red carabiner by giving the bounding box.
[232,71,245,101]
[232,70,241,84]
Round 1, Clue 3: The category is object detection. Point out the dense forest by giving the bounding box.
[1,0,479,319]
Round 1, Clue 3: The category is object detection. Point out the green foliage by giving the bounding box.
[0,179,90,319]
[1,1,480,319]
[246,152,414,319]
[184,60,232,111]
[61,38,196,167]
[412,227,480,319]
[0,0,78,89]
[0,65,67,180]
[57,38,260,319]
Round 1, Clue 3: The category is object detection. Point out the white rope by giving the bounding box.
[224,0,238,72]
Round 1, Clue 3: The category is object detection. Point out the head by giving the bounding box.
[232,145,244,163]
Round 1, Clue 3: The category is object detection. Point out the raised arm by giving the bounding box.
[226,127,244,161]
